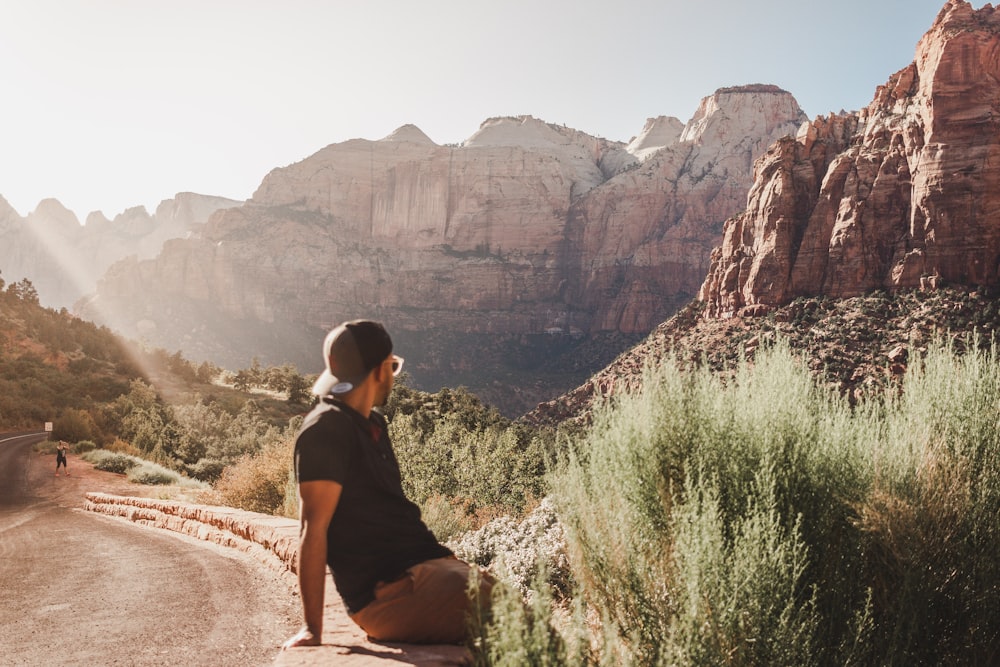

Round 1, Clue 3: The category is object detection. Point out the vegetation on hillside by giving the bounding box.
[468,339,1000,665]
[0,277,138,427]
[0,271,311,494]
[218,325,1000,663]
[385,383,561,537]
[530,286,1000,424]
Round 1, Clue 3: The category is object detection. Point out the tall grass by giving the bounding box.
[210,437,298,517]
[475,339,1000,665]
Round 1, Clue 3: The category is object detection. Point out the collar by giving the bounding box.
[323,395,383,442]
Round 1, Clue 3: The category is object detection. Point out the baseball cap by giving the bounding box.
[311,320,393,396]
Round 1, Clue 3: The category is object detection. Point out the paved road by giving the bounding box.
[0,432,299,666]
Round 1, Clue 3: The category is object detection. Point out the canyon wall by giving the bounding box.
[0,193,242,308]
[700,0,1000,317]
[78,88,807,413]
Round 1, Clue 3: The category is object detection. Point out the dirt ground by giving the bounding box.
[27,448,471,667]
[9,444,301,667]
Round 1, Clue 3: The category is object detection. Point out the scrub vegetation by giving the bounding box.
[461,339,1000,665]
[0,272,307,503]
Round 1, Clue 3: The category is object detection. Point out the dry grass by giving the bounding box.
[209,438,295,517]
[104,437,143,457]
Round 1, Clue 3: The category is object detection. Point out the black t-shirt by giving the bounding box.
[294,397,452,613]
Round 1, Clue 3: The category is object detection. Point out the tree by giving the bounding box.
[110,379,179,459]
[286,372,310,406]
[168,350,198,383]
[52,408,97,443]
[233,370,253,392]
[8,279,39,305]
[172,400,232,464]
[196,361,218,384]
[248,357,264,387]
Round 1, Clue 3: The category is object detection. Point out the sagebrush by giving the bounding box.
[471,339,1000,665]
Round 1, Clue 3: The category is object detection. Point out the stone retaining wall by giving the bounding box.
[84,492,300,574]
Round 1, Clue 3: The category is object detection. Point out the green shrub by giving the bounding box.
[471,338,1000,666]
[127,462,179,485]
[87,451,139,475]
[81,450,207,488]
[469,571,595,667]
[52,408,98,443]
[187,458,227,483]
[34,439,58,455]
[420,494,477,543]
[391,410,554,519]
[851,339,1000,664]
[661,478,820,666]
[449,498,570,598]
[73,440,97,453]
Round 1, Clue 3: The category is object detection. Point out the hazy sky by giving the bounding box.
[0,0,964,220]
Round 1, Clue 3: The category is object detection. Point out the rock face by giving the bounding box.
[700,0,1000,317]
[0,193,242,308]
[626,116,685,160]
[570,85,807,333]
[80,90,806,414]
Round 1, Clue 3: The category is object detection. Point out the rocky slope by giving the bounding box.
[530,0,1000,424]
[700,0,1000,317]
[79,89,806,415]
[0,193,242,309]
[527,287,1000,425]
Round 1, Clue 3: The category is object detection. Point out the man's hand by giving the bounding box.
[282,626,322,649]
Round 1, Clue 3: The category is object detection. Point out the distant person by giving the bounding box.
[55,440,69,476]
[283,320,492,649]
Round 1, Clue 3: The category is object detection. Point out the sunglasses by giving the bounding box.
[389,355,404,376]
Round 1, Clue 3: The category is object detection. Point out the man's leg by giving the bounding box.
[350,557,493,644]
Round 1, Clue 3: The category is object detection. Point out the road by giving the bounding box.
[0,431,299,666]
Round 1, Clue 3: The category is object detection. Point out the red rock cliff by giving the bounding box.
[700,0,1000,318]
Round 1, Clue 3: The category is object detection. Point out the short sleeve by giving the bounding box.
[294,411,354,484]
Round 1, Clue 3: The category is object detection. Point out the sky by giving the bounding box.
[0,0,967,221]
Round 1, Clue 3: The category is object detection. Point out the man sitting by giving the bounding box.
[283,320,492,648]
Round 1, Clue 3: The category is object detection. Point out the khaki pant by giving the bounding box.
[350,557,493,644]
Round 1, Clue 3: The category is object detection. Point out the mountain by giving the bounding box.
[0,193,242,309]
[78,88,807,415]
[700,0,1000,317]
[530,0,1000,424]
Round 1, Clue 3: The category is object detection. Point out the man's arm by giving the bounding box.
[282,479,342,648]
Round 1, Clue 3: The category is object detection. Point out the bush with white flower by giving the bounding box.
[448,496,572,597]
